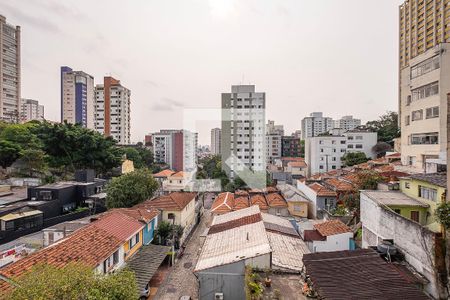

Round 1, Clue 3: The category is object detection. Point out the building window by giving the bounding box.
[394,209,401,214]
[406,95,411,106]
[405,115,410,125]
[410,211,420,222]
[410,132,438,145]
[411,109,423,121]
[40,191,52,200]
[411,81,439,101]
[319,165,324,170]
[419,185,437,201]
[129,233,140,248]
[331,165,336,169]
[411,55,440,79]
[425,106,439,119]
[355,136,363,140]
[407,156,416,166]
[347,144,354,149]
[355,144,363,149]
[404,182,410,189]
[168,213,175,220]
[340,140,346,144]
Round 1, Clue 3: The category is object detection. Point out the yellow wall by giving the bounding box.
[400,178,446,231]
[287,201,308,218]
[123,230,143,260]
[121,159,135,174]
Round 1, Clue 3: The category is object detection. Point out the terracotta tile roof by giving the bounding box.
[341,173,359,184]
[152,169,175,178]
[263,186,278,193]
[0,209,145,295]
[308,183,337,197]
[250,194,269,210]
[211,192,234,214]
[114,207,160,224]
[379,170,410,181]
[303,229,326,241]
[324,178,354,192]
[374,164,394,173]
[92,211,144,241]
[281,157,305,162]
[386,152,401,158]
[144,192,197,211]
[235,190,249,196]
[233,196,250,210]
[303,249,429,300]
[208,213,262,235]
[248,188,263,194]
[313,219,351,236]
[170,171,185,178]
[264,193,287,208]
[287,161,307,168]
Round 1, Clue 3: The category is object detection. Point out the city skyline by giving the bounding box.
[1,0,403,144]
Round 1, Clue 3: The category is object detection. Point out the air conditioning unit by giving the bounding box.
[215,292,224,300]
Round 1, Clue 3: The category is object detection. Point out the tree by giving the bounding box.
[8,263,138,300]
[34,122,122,174]
[356,170,384,190]
[341,152,370,167]
[366,111,400,144]
[372,141,392,158]
[106,169,159,208]
[18,148,48,176]
[0,140,22,168]
[156,221,173,245]
[436,201,450,229]
[121,147,144,168]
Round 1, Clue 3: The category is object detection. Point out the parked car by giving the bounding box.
[179,296,192,300]
[139,283,150,300]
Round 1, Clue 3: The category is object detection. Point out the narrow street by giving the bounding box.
[153,193,214,300]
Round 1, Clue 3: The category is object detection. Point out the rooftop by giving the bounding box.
[152,169,175,178]
[362,190,429,208]
[303,249,429,300]
[313,219,352,236]
[211,192,234,214]
[405,173,447,188]
[142,192,197,211]
[308,183,337,197]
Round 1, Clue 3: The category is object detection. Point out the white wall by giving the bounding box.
[312,232,353,252]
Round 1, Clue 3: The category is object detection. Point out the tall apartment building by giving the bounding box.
[399,0,450,169]
[305,130,377,176]
[151,129,198,172]
[20,98,44,122]
[221,85,266,176]
[94,76,131,145]
[333,115,361,131]
[281,136,302,157]
[0,16,20,123]
[210,128,221,155]
[60,66,94,128]
[301,112,333,140]
[265,120,283,164]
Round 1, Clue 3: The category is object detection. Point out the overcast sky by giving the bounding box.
[1,0,403,145]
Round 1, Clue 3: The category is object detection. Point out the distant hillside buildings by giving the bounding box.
[301,112,361,139]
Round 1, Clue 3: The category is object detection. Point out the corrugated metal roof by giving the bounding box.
[362,190,429,208]
[194,222,271,272]
[0,210,43,221]
[268,232,309,272]
[211,205,260,226]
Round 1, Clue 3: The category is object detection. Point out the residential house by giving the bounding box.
[265,192,289,216]
[152,169,175,185]
[140,192,197,244]
[211,192,235,215]
[161,171,194,193]
[195,206,309,300]
[297,181,337,218]
[277,184,309,218]
[302,219,354,253]
[42,217,91,247]
[0,208,160,297]
[302,249,429,299]
[399,173,446,232]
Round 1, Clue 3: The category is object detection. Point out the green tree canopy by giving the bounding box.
[435,201,450,229]
[34,122,122,174]
[8,263,138,300]
[106,168,159,208]
[0,140,22,168]
[366,111,400,144]
[356,170,384,190]
[341,152,370,167]
[120,145,154,169]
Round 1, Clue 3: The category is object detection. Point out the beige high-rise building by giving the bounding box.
[20,98,44,122]
[0,15,21,123]
[399,0,450,170]
[210,128,221,155]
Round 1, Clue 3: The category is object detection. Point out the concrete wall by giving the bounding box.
[311,232,353,253]
[360,192,441,299]
[197,261,246,300]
